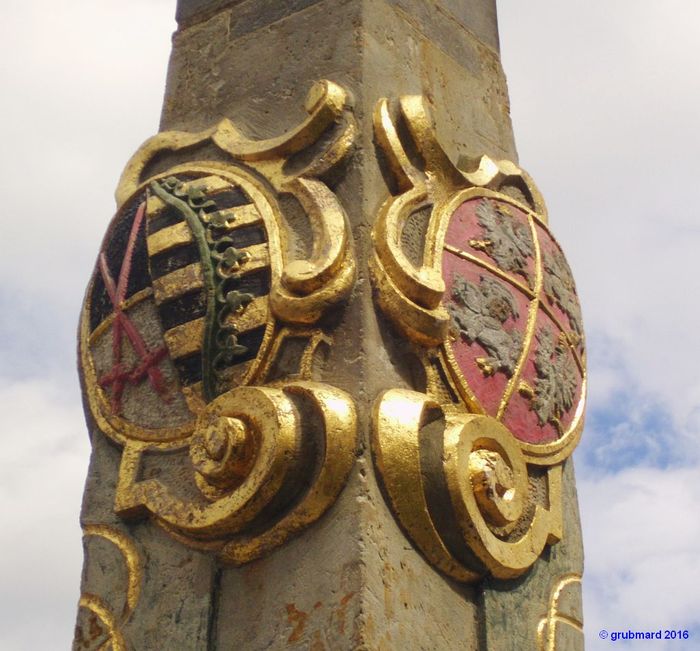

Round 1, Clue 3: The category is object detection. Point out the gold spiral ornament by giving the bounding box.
[115,382,356,563]
[190,414,257,497]
[372,389,562,581]
[443,414,556,578]
[187,387,298,518]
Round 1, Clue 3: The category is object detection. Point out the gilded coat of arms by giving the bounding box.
[79,81,358,564]
[443,195,584,444]
[370,95,585,581]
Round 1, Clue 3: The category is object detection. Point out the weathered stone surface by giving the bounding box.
[480,461,585,650]
[76,432,216,650]
[175,0,500,51]
[75,1,584,648]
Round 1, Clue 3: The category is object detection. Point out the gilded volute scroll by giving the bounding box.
[79,81,358,564]
[370,96,586,581]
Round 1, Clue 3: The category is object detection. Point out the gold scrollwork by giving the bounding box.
[372,389,561,581]
[80,80,358,564]
[115,79,356,331]
[370,95,585,581]
[116,80,354,205]
[116,382,356,563]
[75,525,142,651]
[269,176,356,325]
[536,573,584,651]
[370,95,551,352]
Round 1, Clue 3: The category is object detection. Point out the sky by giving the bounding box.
[1,1,699,649]
[499,3,700,649]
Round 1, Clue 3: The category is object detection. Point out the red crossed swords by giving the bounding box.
[97,198,170,414]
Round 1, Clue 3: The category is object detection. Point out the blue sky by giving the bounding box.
[1,1,699,649]
[500,3,700,649]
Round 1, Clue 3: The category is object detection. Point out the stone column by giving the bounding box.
[74,2,585,649]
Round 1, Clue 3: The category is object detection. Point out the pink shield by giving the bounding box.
[442,196,584,446]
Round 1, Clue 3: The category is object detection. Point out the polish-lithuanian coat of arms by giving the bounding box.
[370,96,585,581]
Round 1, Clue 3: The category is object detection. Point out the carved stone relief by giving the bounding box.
[369,95,586,581]
[79,81,358,565]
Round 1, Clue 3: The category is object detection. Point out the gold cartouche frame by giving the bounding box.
[80,81,359,565]
[370,95,586,581]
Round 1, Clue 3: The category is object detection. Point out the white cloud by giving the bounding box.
[500,2,700,434]
[0,378,90,650]
[579,466,700,650]
[574,331,697,474]
[0,0,175,303]
[500,2,700,646]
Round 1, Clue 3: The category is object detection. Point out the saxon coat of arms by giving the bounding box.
[79,81,358,564]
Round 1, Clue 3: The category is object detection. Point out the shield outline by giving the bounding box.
[428,186,586,465]
[80,162,282,450]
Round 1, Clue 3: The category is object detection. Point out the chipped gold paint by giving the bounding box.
[221,382,356,564]
[224,295,268,333]
[249,326,325,385]
[78,594,127,651]
[181,381,206,413]
[297,330,331,379]
[163,297,268,359]
[145,194,165,215]
[146,221,194,256]
[372,389,564,581]
[163,318,205,359]
[151,262,204,303]
[77,525,143,651]
[83,524,142,614]
[235,242,269,277]
[370,390,479,582]
[144,175,231,224]
[114,383,357,560]
[187,174,231,195]
[212,203,263,230]
[116,80,355,206]
[372,98,424,191]
[270,177,355,324]
[443,414,562,578]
